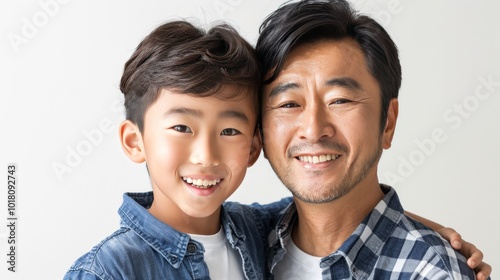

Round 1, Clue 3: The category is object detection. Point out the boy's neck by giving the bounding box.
[148,200,222,235]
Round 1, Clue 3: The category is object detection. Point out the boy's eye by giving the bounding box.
[172,125,192,133]
[221,128,241,136]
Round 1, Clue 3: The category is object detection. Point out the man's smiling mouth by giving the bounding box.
[297,154,340,164]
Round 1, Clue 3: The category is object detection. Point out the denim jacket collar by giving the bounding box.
[220,203,246,245]
[267,201,296,250]
[120,192,246,269]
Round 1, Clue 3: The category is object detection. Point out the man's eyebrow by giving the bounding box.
[218,110,249,124]
[268,77,361,98]
[268,82,299,98]
[326,77,362,92]
[163,107,203,118]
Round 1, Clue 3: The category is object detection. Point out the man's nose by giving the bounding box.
[297,102,335,142]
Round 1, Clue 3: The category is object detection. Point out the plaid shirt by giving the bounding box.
[267,185,477,279]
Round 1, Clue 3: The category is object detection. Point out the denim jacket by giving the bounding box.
[64,192,290,280]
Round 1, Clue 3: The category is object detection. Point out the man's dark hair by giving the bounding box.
[256,0,401,131]
[120,21,261,132]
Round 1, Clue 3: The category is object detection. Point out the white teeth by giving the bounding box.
[182,177,221,188]
[298,154,338,163]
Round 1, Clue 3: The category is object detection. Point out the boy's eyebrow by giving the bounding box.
[163,107,249,123]
[268,77,362,97]
[163,107,202,118]
[218,110,249,124]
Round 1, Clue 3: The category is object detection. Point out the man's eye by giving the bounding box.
[331,99,351,105]
[280,102,299,108]
[172,125,192,133]
[221,128,241,136]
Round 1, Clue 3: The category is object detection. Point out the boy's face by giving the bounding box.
[120,86,260,234]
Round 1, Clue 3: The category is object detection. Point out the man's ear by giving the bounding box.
[119,120,145,163]
[247,129,263,167]
[382,98,399,149]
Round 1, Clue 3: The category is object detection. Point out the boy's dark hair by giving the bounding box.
[256,0,402,131]
[120,21,261,132]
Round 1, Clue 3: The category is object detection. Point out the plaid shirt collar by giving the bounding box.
[268,184,403,278]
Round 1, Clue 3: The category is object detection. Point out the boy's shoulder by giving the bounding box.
[65,223,176,279]
[64,227,144,279]
[64,219,174,279]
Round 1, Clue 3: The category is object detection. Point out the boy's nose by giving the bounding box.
[190,135,220,167]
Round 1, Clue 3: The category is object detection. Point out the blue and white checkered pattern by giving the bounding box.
[268,185,477,279]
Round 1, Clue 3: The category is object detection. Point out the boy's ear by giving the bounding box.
[119,120,145,163]
[382,98,399,150]
[247,129,262,167]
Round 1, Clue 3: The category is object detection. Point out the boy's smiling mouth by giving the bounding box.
[182,177,222,189]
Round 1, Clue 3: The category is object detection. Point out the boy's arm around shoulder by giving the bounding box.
[400,216,477,280]
[224,197,292,230]
[406,211,492,279]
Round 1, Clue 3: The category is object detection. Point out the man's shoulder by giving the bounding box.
[378,214,475,279]
[397,215,459,252]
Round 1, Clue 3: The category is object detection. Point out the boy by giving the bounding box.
[64,20,488,280]
[64,20,284,279]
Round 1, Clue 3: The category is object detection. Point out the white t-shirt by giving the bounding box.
[273,238,323,280]
[190,228,245,280]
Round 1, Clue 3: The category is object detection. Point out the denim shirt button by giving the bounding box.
[169,256,178,264]
[187,243,197,253]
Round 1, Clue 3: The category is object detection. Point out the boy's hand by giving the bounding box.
[436,227,492,280]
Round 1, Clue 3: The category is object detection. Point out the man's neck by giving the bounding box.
[291,181,384,257]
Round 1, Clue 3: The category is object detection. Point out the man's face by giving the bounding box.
[261,38,397,203]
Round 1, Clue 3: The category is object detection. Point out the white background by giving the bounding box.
[1,0,498,279]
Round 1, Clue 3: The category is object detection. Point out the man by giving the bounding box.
[256,0,489,279]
